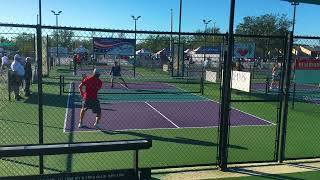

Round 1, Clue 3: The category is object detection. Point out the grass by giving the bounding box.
[0,65,319,177]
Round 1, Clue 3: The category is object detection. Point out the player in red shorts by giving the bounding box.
[78,68,103,129]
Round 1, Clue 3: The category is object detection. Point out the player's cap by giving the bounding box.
[26,57,32,63]
[14,54,21,62]
[93,68,101,76]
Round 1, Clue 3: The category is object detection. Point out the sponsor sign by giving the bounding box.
[93,38,135,56]
[231,71,251,92]
[205,71,217,83]
[294,59,320,83]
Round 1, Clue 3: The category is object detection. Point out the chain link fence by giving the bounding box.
[285,36,320,160]
[1,23,320,177]
[0,26,39,177]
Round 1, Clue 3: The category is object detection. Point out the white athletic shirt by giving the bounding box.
[1,56,9,65]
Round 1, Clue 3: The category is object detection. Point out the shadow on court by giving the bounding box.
[0,118,64,130]
[23,93,68,108]
[101,130,247,150]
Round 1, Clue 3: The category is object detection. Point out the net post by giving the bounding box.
[265,77,269,94]
[62,76,65,93]
[201,75,205,95]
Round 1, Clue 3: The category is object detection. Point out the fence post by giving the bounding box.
[46,34,49,76]
[218,0,235,171]
[274,34,288,161]
[279,31,294,163]
[37,0,44,174]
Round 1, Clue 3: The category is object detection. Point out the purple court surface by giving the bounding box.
[64,100,274,132]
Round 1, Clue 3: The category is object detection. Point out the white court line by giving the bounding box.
[144,102,180,128]
[63,83,72,133]
[173,84,276,126]
[119,82,129,90]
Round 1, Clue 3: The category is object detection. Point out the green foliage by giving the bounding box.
[236,13,292,35]
[50,30,75,50]
[137,35,171,53]
[235,14,292,60]
[136,27,223,53]
[14,33,35,57]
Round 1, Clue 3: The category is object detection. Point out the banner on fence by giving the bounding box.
[234,43,256,59]
[163,64,168,72]
[294,59,320,83]
[205,70,217,83]
[231,70,251,92]
[93,38,136,56]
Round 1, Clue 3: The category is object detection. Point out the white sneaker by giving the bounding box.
[78,123,83,128]
[94,123,101,129]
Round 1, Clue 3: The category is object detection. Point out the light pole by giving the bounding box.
[291,1,299,33]
[170,9,173,62]
[131,15,141,78]
[51,10,62,66]
[212,21,216,44]
[203,19,211,67]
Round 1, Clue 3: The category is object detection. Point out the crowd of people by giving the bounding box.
[1,53,32,101]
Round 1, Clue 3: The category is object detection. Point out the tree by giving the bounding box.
[236,14,291,35]
[14,33,35,57]
[235,14,292,61]
[189,27,222,49]
[137,35,171,53]
[50,30,75,50]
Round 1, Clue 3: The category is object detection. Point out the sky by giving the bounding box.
[0,0,319,36]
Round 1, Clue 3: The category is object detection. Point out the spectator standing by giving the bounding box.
[24,57,32,96]
[1,54,9,71]
[10,54,25,101]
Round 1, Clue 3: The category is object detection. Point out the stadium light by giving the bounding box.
[202,19,211,67]
[203,19,212,33]
[131,15,141,78]
[51,10,62,65]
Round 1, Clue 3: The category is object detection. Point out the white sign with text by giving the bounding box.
[231,71,251,92]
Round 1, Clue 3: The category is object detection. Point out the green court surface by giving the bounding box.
[0,65,319,177]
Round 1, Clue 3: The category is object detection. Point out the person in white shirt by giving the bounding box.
[1,54,9,71]
[10,54,25,101]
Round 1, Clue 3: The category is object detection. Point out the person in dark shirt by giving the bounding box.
[78,69,103,128]
[234,60,243,71]
[110,61,128,88]
[24,57,32,96]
